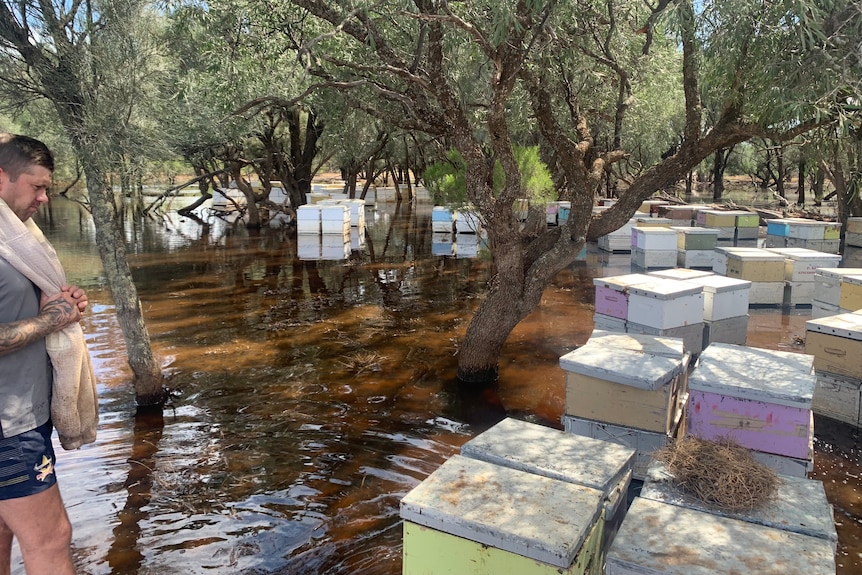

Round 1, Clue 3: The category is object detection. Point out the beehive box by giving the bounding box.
[847,232,862,248]
[638,200,667,214]
[748,281,785,305]
[455,209,482,233]
[625,321,705,356]
[558,201,572,223]
[296,235,322,259]
[597,219,637,253]
[813,371,862,427]
[805,312,862,379]
[724,249,786,282]
[593,313,627,331]
[605,498,836,575]
[786,237,840,253]
[813,268,862,307]
[784,281,815,306]
[631,247,677,269]
[787,219,828,240]
[676,249,716,270]
[735,211,760,228]
[698,209,738,229]
[319,204,351,235]
[672,226,719,251]
[632,228,678,250]
[432,232,455,256]
[764,234,788,248]
[686,275,751,321]
[586,330,687,358]
[640,461,837,551]
[703,314,748,346]
[839,274,862,311]
[712,246,763,275]
[752,448,813,478]
[688,344,815,460]
[295,204,321,234]
[766,218,798,237]
[562,415,674,480]
[401,455,605,575]
[847,217,862,234]
[455,234,480,259]
[811,300,842,320]
[460,418,635,553]
[559,340,687,392]
[656,205,694,222]
[626,279,704,329]
[764,248,842,282]
[635,216,673,228]
[647,268,714,282]
[593,273,653,320]
[431,206,456,233]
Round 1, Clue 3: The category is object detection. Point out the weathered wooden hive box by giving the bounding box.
[811,370,862,428]
[712,246,763,275]
[638,199,668,214]
[846,216,862,247]
[635,216,673,228]
[672,226,719,251]
[401,454,605,575]
[559,338,689,435]
[724,249,785,282]
[598,218,637,253]
[656,205,695,224]
[805,312,862,380]
[431,206,456,233]
[593,273,653,320]
[640,461,838,552]
[687,343,815,463]
[625,278,704,330]
[605,497,836,575]
[460,418,635,555]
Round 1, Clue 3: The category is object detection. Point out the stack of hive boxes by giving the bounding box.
[607,462,837,575]
[810,267,862,318]
[695,209,740,240]
[631,227,678,269]
[319,198,367,251]
[598,218,637,253]
[671,226,719,269]
[296,203,352,260]
[714,246,785,305]
[559,331,690,479]
[400,417,636,575]
[805,312,862,428]
[649,269,751,347]
[593,273,705,353]
[762,248,842,307]
[686,343,816,477]
[655,204,696,226]
[846,217,862,248]
[734,210,761,241]
[765,218,841,253]
[431,206,458,256]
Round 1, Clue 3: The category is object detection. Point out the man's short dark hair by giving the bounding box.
[0,133,55,180]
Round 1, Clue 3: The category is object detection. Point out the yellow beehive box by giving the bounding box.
[725,250,785,282]
[806,312,862,380]
[840,274,862,311]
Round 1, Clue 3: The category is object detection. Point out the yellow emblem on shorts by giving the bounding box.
[34,455,54,481]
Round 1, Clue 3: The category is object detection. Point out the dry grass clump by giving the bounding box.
[337,350,386,374]
[653,436,779,512]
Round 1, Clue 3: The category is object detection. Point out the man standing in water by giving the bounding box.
[0,134,88,575]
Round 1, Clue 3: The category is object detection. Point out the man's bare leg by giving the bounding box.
[0,485,74,575]
[0,515,13,575]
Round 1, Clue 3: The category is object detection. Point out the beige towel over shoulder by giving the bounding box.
[0,198,98,449]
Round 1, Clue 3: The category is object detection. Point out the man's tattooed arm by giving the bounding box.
[0,295,81,357]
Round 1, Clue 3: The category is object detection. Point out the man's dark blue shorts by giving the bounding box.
[0,421,57,500]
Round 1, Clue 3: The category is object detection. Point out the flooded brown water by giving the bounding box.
[14,194,861,574]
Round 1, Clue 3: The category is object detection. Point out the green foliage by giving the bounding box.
[424,146,555,206]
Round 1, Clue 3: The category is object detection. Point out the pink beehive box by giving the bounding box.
[687,343,815,460]
[593,274,653,320]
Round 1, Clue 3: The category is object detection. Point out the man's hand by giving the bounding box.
[62,284,88,314]
[39,288,85,330]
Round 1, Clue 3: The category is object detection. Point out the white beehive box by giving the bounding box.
[626,279,703,329]
[631,247,677,269]
[401,454,605,574]
[811,300,842,319]
[606,497,836,575]
[431,206,456,233]
[460,418,635,552]
[813,371,862,428]
[812,268,862,307]
[685,274,751,321]
[703,314,749,346]
[562,415,674,481]
[625,321,705,356]
[647,268,714,282]
[455,209,482,233]
[748,281,785,305]
[640,461,837,551]
[296,235,321,259]
[676,249,716,269]
[784,281,815,306]
[319,204,350,234]
[632,228,678,250]
[764,247,842,282]
[296,204,321,234]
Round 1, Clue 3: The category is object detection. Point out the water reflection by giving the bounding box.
[11,195,859,574]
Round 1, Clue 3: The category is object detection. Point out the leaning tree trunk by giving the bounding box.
[85,161,166,405]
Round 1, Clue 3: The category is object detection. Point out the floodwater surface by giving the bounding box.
[12,194,861,574]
